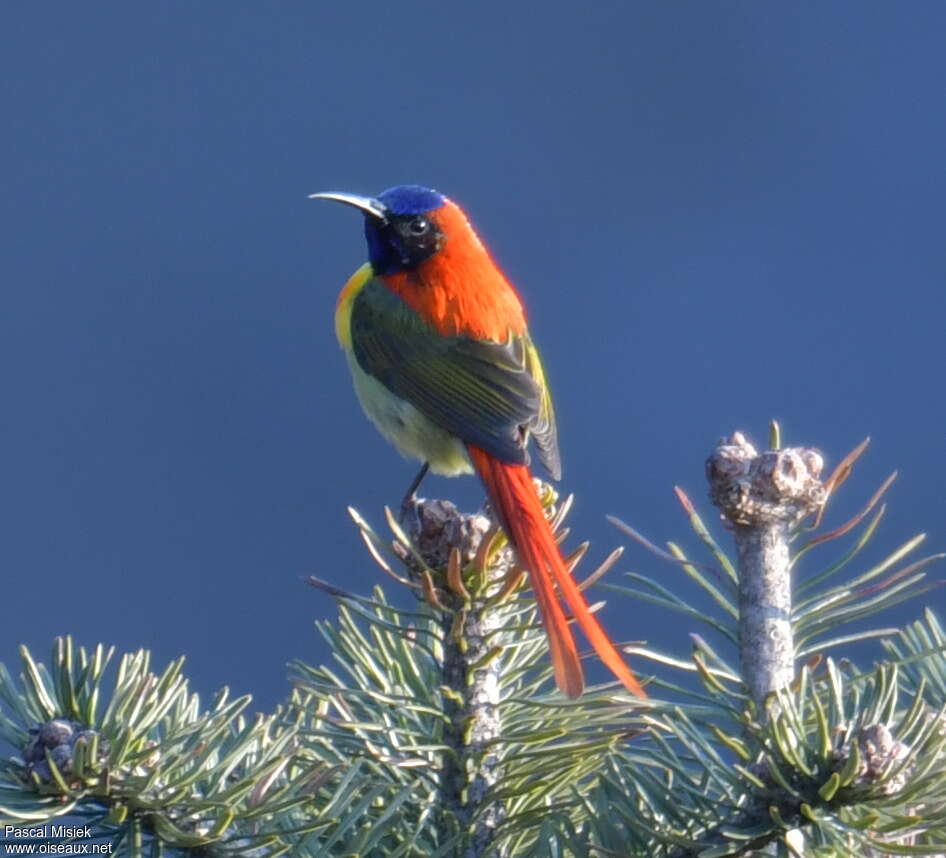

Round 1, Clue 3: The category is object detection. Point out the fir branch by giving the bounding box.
[290,491,653,856]
[401,498,510,858]
[604,426,946,856]
[706,432,826,711]
[0,639,306,857]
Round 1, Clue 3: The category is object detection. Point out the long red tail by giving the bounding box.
[467,446,646,699]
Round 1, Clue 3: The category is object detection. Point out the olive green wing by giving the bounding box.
[350,278,561,477]
[523,341,561,480]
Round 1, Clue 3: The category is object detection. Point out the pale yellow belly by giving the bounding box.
[346,352,473,477]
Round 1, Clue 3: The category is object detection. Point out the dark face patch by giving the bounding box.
[365,212,446,275]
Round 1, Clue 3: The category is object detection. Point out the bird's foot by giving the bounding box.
[398,462,430,523]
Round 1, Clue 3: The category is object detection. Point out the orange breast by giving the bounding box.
[381,201,527,342]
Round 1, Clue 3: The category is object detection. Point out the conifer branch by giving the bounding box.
[605,427,946,856]
[0,640,306,856]
[400,498,512,858]
[4,428,946,857]
[706,431,825,711]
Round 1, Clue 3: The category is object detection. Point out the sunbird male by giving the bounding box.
[311,184,645,699]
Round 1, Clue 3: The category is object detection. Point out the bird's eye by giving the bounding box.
[408,217,430,235]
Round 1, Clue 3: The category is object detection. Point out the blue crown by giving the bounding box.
[377,185,446,216]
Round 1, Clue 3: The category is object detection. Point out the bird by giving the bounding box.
[311,184,645,699]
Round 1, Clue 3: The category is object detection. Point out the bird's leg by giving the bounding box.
[400,462,430,519]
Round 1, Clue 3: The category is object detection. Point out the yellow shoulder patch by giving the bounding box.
[334,262,374,350]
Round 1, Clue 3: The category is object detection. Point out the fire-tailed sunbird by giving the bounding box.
[311,184,645,699]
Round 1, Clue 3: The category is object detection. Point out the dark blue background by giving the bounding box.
[3,2,944,712]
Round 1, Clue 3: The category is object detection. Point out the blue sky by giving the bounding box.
[3,2,945,711]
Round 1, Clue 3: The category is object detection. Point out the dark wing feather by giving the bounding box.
[523,340,561,480]
[350,279,561,474]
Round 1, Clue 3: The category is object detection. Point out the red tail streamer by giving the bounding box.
[468,446,646,699]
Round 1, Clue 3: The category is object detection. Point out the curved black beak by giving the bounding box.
[308,191,389,223]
